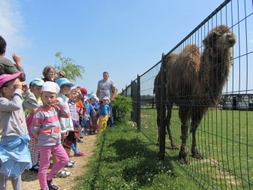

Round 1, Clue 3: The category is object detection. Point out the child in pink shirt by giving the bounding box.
[31,81,70,190]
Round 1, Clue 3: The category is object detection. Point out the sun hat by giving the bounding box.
[55,78,74,88]
[30,78,44,87]
[80,87,87,95]
[0,72,22,88]
[41,81,60,94]
[103,96,110,101]
[89,93,98,100]
[70,86,77,92]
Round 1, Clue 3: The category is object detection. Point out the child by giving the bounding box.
[0,72,38,190]
[55,78,76,167]
[76,87,87,138]
[67,86,85,156]
[97,96,110,133]
[82,95,93,135]
[31,81,70,190]
[89,94,99,134]
[26,78,44,172]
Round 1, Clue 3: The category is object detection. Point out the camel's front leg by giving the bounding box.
[190,123,203,159]
[178,123,189,164]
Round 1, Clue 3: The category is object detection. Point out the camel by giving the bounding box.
[164,25,236,164]
[153,53,178,149]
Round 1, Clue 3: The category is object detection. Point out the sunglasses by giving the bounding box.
[59,74,64,77]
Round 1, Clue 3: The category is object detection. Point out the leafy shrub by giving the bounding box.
[112,95,132,124]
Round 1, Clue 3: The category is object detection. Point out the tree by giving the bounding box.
[54,52,85,81]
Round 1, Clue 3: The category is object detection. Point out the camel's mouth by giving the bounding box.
[228,38,236,46]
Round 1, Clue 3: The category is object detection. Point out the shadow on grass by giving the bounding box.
[106,137,178,186]
[21,170,38,182]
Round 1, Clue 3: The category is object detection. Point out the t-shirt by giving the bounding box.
[99,104,110,116]
[0,56,26,81]
[31,102,70,146]
[97,78,115,101]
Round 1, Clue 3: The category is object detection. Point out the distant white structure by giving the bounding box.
[220,94,253,110]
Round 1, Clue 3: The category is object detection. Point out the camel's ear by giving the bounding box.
[203,31,218,47]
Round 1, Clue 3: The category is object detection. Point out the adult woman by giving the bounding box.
[42,66,55,82]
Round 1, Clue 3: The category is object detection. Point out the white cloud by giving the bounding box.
[0,0,26,56]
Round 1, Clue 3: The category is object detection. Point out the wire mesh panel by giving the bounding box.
[121,0,253,189]
[139,61,161,143]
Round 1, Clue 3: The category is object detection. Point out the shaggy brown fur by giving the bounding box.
[165,25,236,164]
[153,53,178,149]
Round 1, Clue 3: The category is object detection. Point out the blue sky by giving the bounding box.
[0,0,252,94]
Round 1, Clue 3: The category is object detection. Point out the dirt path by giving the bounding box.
[7,134,97,190]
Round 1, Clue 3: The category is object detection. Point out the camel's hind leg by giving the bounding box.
[156,103,161,145]
[165,101,178,149]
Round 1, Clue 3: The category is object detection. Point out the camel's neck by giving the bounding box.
[199,48,232,95]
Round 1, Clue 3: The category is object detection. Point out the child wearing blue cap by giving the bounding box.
[55,77,76,168]
[26,78,44,172]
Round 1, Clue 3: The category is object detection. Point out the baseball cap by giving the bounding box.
[0,72,22,88]
[41,81,60,94]
[30,78,44,87]
[55,78,74,88]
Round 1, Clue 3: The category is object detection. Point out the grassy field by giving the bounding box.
[140,107,253,190]
[75,123,201,190]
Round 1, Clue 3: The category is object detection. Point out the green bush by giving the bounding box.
[112,95,132,124]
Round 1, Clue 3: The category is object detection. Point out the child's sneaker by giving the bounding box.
[54,168,70,178]
[29,163,39,172]
[65,160,76,167]
[47,179,58,190]
[74,151,86,157]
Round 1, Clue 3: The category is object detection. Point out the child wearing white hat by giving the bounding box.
[31,81,70,190]
[97,96,110,133]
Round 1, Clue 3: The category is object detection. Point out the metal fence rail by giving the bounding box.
[121,0,253,189]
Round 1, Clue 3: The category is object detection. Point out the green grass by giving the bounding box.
[140,107,253,189]
[75,124,201,190]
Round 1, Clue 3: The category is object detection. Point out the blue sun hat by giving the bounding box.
[29,78,44,87]
[89,93,98,100]
[55,78,74,88]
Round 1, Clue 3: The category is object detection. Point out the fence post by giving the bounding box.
[136,75,141,131]
[158,54,166,160]
[131,80,138,124]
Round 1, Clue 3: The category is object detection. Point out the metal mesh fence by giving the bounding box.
[121,0,253,189]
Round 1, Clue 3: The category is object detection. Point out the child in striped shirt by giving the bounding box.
[31,81,70,190]
[26,78,44,172]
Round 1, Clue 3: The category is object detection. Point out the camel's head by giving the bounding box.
[203,25,236,51]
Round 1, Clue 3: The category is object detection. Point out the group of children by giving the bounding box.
[0,71,112,190]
